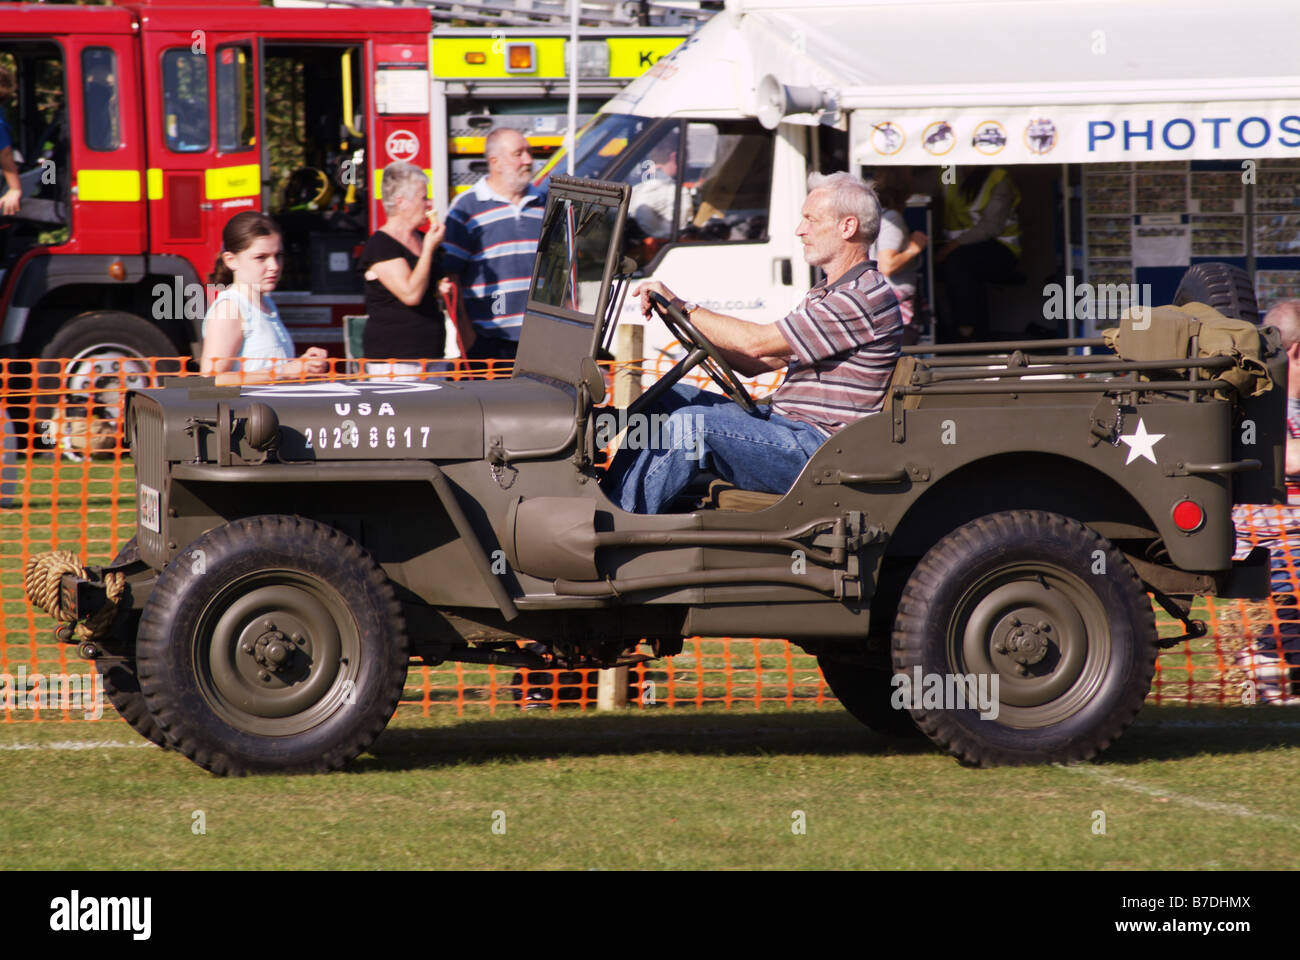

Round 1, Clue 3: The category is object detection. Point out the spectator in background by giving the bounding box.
[869,168,928,346]
[200,211,328,385]
[630,137,691,239]
[360,161,461,377]
[0,66,22,217]
[936,166,1021,341]
[442,128,545,361]
[1263,300,1300,496]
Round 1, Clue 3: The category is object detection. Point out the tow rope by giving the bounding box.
[23,551,125,642]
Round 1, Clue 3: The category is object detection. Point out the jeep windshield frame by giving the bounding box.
[524,175,630,359]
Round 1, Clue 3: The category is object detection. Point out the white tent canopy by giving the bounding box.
[606,0,1300,164]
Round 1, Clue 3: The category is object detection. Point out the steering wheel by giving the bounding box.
[633,291,756,415]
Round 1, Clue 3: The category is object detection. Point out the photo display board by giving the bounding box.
[1082,159,1300,311]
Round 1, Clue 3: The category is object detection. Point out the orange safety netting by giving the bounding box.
[0,355,1295,724]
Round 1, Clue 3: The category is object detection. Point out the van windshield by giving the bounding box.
[541,113,654,182]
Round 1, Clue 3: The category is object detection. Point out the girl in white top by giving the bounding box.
[199,211,328,385]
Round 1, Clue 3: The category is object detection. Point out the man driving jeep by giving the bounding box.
[605,171,902,514]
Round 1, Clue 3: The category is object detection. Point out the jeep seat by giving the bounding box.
[706,356,915,511]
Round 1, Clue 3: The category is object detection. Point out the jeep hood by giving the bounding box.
[131,376,577,464]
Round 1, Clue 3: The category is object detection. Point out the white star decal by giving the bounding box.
[1119,418,1165,465]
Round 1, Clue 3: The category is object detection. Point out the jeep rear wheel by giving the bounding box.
[892,510,1156,766]
[136,516,409,776]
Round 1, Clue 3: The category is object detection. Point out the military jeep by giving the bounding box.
[51,176,1282,774]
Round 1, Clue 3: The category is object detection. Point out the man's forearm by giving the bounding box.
[688,307,789,375]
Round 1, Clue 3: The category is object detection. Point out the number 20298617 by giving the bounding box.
[305,424,432,451]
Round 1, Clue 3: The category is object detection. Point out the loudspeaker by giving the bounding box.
[756,74,828,130]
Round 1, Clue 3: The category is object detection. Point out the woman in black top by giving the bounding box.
[360,161,449,376]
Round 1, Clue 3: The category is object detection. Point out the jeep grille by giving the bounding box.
[130,397,168,566]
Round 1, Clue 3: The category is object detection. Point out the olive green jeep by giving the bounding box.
[40,176,1283,774]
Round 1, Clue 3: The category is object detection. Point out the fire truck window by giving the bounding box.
[162,49,209,153]
[682,121,772,244]
[81,48,120,152]
[216,45,255,153]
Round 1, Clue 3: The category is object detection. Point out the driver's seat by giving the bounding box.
[701,355,916,511]
[707,478,781,512]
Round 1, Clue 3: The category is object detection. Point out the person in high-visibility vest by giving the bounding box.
[935,166,1021,341]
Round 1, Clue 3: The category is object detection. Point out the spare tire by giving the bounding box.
[1173,262,1259,324]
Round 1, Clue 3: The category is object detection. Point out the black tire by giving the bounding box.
[36,311,182,448]
[817,655,922,738]
[95,537,169,749]
[892,510,1157,766]
[136,516,409,776]
[1172,262,1259,324]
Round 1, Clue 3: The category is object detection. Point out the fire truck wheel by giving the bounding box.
[36,311,182,445]
[817,654,922,738]
[95,537,170,750]
[892,510,1157,767]
[1172,262,1259,324]
[136,516,410,776]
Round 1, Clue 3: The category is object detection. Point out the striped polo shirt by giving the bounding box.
[772,260,902,436]
[442,177,547,342]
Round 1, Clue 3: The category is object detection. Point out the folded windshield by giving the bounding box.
[529,195,621,319]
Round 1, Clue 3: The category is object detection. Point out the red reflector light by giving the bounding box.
[1172,499,1205,532]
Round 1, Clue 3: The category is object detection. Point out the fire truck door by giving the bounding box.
[65,33,146,254]
[141,30,262,281]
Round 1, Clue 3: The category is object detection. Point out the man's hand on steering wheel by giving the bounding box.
[634,279,676,320]
[631,281,756,414]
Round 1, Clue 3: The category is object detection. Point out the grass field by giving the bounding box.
[2,704,1298,870]
[3,455,1299,869]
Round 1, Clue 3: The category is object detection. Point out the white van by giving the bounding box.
[547,0,1300,363]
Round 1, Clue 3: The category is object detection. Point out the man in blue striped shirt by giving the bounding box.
[442,128,546,360]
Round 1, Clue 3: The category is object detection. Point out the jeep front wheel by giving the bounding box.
[892,510,1156,766]
[136,516,409,776]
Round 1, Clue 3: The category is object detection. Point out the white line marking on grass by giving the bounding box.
[0,740,157,751]
[1141,720,1300,729]
[1060,764,1300,831]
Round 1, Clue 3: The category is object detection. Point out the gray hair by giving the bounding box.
[807,171,881,246]
[1264,299,1300,348]
[484,126,527,160]
[380,161,428,216]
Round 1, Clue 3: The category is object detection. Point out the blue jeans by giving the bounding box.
[603,384,829,514]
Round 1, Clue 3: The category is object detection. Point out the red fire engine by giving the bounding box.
[1,0,441,384]
[0,0,686,435]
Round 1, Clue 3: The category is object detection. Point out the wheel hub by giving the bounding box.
[961,574,1092,709]
[205,581,346,726]
[996,617,1052,665]
[239,618,314,675]
[65,345,155,416]
[951,562,1112,727]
